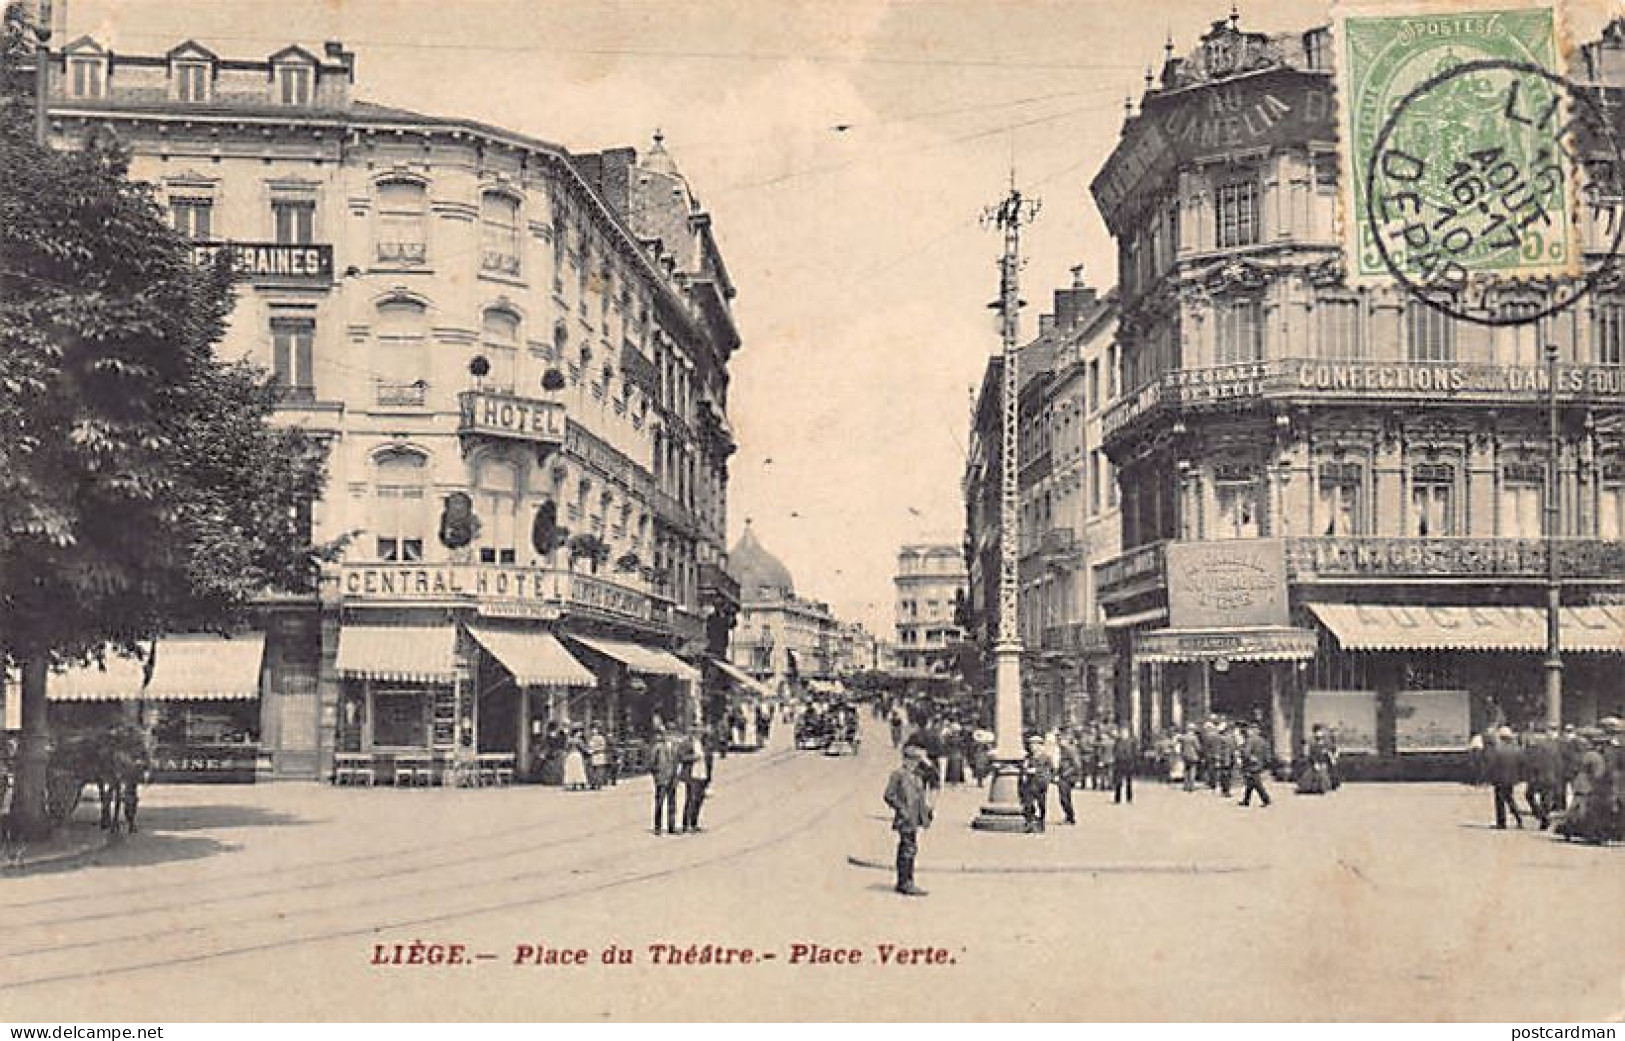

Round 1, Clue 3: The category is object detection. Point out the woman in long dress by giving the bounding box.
[943,724,966,785]
[563,730,589,791]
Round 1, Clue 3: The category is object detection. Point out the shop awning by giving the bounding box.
[49,634,266,702]
[468,627,595,688]
[569,636,700,682]
[1308,604,1625,653]
[712,658,777,700]
[1133,626,1318,664]
[335,624,458,683]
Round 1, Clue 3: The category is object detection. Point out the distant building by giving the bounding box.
[892,544,967,680]
[729,524,839,687]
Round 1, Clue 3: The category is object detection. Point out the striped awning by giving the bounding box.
[569,636,699,682]
[712,658,777,700]
[335,625,458,683]
[49,634,266,702]
[468,627,595,688]
[1133,627,1318,664]
[1309,604,1625,653]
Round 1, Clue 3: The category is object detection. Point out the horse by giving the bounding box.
[54,724,150,835]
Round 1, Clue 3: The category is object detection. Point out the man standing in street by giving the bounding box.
[1020,736,1053,833]
[1112,725,1137,805]
[1486,726,1524,830]
[1179,724,1202,793]
[1239,722,1272,808]
[1056,730,1082,825]
[649,724,680,836]
[884,745,933,896]
[680,725,713,833]
[1212,723,1237,797]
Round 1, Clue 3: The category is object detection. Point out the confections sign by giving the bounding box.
[1166,539,1290,629]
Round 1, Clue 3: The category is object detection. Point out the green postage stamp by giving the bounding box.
[1336,0,1592,307]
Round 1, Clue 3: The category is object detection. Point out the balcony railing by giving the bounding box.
[375,379,427,407]
[376,241,427,264]
[479,250,521,276]
[1285,536,1625,582]
[1093,540,1168,607]
[699,561,741,606]
[1101,358,1625,443]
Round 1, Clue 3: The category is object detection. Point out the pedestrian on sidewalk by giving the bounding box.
[1096,726,1117,793]
[587,725,609,790]
[884,745,933,896]
[1112,725,1136,805]
[649,725,680,835]
[1239,723,1272,808]
[1020,736,1052,833]
[681,726,713,833]
[1056,730,1081,825]
[1179,724,1202,793]
[1486,726,1524,830]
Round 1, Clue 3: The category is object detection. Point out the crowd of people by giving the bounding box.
[1472,718,1624,843]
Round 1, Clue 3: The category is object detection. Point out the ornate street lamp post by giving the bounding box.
[1543,340,1563,728]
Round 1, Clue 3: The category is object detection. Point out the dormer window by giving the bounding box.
[174,60,211,102]
[274,61,314,106]
[68,56,105,99]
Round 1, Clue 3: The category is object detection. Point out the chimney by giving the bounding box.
[1053,266,1098,331]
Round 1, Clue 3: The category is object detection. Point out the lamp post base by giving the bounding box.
[971,759,1027,832]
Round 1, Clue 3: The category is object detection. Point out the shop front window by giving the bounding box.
[372,687,428,748]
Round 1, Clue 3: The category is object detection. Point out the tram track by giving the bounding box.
[1,739,804,927]
[0,740,873,993]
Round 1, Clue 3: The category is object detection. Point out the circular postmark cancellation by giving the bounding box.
[1364,58,1625,326]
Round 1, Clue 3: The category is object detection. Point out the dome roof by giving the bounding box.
[730,524,794,599]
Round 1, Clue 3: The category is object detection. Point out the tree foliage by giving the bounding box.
[0,2,335,833]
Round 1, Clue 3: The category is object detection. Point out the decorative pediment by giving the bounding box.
[268,44,319,66]
[166,40,218,63]
[1201,257,1267,294]
[61,35,108,57]
[1305,256,1345,288]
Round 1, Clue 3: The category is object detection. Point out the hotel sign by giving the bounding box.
[1167,539,1289,629]
[340,564,651,622]
[458,392,565,445]
[191,241,333,283]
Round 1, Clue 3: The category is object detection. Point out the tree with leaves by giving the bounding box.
[0,3,334,837]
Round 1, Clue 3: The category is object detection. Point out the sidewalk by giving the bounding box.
[848,777,1276,876]
[2,819,118,874]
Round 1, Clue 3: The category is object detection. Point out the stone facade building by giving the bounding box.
[891,544,967,680]
[1090,15,1625,771]
[728,525,840,688]
[41,37,742,781]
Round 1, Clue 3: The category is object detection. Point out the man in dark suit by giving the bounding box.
[1055,731,1082,825]
[1239,723,1272,808]
[1020,736,1053,832]
[680,726,714,833]
[884,745,933,896]
[1486,727,1524,830]
[1213,724,1237,797]
[649,725,680,835]
[1112,725,1137,805]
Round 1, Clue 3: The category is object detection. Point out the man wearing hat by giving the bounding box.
[1238,722,1272,808]
[1020,735,1053,833]
[884,744,933,896]
[1485,726,1524,830]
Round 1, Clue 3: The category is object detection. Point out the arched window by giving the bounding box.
[376,180,427,263]
[373,449,428,562]
[375,298,427,406]
[481,308,520,393]
[475,457,520,565]
[480,192,521,276]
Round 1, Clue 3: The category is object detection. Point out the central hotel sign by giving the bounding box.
[340,564,650,621]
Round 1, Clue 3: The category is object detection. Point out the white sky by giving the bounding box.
[57,0,1615,638]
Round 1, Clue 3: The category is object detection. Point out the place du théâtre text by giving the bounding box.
[369,940,962,969]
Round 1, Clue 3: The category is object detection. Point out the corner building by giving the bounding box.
[1090,16,1625,774]
[44,37,742,781]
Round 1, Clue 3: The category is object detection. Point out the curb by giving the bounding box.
[2,827,121,876]
[844,854,1267,876]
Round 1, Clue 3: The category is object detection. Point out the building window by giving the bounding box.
[1216,179,1259,249]
[271,317,314,401]
[173,61,211,103]
[475,458,519,565]
[1498,301,1541,364]
[1317,298,1363,359]
[272,198,315,245]
[480,309,520,393]
[376,180,427,263]
[373,449,427,562]
[1088,360,1100,413]
[371,688,427,748]
[375,298,427,406]
[1411,462,1456,536]
[1088,450,1101,516]
[1216,299,1264,365]
[170,196,213,240]
[480,192,521,276]
[1317,461,1363,536]
[68,57,105,99]
[1592,302,1625,365]
[274,62,313,105]
[1105,456,1118,507]
[1501,461,1544,537]
[1106,344,1119,400]
[1600,463,1624,539]
[1406,302,1456,361]
[1214,462,1260,539]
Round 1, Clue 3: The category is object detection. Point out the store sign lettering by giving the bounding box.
[191,241,333,282]
[459,392,565,443]
[341,565,651,621]
[1290,537,1625,579]
[1167,539,1289,629]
